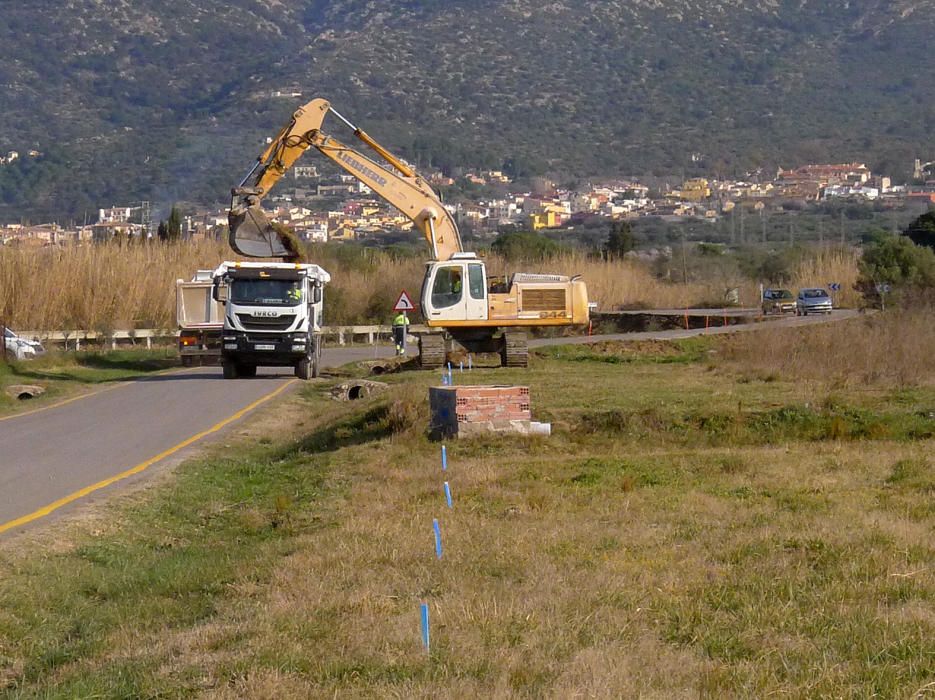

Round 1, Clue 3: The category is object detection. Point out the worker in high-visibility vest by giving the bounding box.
[392,310,409,355]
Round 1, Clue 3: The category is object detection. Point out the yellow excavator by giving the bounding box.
[228,98,589,367]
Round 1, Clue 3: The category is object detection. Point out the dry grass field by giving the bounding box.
[0,311,931,697]
[0,242,861,331]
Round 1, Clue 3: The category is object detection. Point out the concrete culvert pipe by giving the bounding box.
[330,380,388,402]
[6,385,45,401]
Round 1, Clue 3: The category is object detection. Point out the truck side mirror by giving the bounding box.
[312,282,322,304]
[213,280,228,302]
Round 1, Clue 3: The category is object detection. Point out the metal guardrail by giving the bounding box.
[16,325,428,351]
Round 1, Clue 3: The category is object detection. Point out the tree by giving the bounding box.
[905,210,935,250]
[156,221,169,242]
[603,220,635,259]
[167,206,183,241]
[856,233,935,304]
[490,231,563,261]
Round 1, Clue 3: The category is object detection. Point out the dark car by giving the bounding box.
[761,288,795,315]
[796,288,833,315]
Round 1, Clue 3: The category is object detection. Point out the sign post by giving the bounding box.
[392,290,415,355]
[875,283,891,312]
[828,282,841,308]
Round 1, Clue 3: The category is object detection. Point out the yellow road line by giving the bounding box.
[0,378,298,535]
[0,366,200,424]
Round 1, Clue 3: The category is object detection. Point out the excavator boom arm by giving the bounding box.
[304,130,462,260]
[229,98,462,261]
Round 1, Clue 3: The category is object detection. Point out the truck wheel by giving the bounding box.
[295,354,313,380]
[222,360,239,379]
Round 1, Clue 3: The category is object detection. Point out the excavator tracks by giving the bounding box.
[418,334,446,369]
[500,332,529,368]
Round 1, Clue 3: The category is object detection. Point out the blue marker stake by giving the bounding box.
[441,445,448,471]
[433,518,443,559]
[444,481,453,508]
[468,355,473,371]
[420,602,430,651]
[459,360,464,373]
[447,365,453,385]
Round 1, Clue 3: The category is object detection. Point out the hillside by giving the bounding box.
[1,0,934,221]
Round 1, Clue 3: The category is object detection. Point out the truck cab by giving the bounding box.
[213,261,330,380]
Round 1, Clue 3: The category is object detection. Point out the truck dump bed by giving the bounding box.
[176,270,225,365]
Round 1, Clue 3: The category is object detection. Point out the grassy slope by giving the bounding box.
[0,350,179,416]
[0,323,933,697]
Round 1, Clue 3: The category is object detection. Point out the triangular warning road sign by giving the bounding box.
[393,290,415,311]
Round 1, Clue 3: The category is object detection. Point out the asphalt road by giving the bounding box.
[530,309,860,347]
[0,311,857,535]
[0,344,394,535]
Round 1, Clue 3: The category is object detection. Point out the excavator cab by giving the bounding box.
[421,256,489,324]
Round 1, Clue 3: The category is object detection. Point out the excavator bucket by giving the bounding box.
[228,204,293,258]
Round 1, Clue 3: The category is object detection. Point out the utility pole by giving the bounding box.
[761,209,767,244]
[739,205,745,244]
[789,222,794,247]
[840,209,845,245]
[818,217,824,246]
[680,229,689,284]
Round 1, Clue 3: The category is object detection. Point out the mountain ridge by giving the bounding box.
[1,0,933,220]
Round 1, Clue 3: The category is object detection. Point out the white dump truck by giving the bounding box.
[176,270,225,366]
[212,261,330,380]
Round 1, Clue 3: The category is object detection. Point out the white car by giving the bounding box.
[3,327,45,361]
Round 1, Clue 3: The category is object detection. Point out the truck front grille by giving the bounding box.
[236,313,296,331]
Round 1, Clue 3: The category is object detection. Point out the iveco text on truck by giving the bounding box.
[212,261,330,380]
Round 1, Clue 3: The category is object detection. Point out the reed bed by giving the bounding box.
[0,242,862,330]
[0,241,233,331]
[788,247,861,308]
[722,306,935,389]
